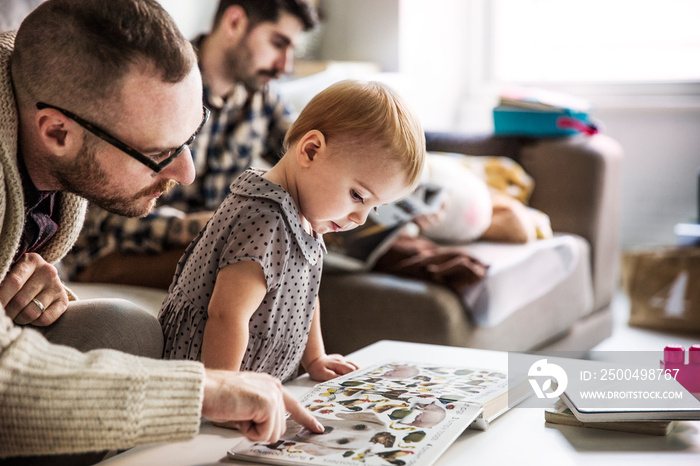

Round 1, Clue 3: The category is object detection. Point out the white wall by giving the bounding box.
[158,0,217,39]
[316,0,399,72]
[594,106,700,248]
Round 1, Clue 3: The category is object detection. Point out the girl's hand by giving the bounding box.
[305,354,359,382]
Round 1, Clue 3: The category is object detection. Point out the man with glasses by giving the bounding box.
[62,0,320,289]
[0,0,322,463]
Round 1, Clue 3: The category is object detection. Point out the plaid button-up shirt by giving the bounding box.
[61,38,293,279]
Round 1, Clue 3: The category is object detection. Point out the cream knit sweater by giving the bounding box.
[0,31,88,283]
[0,31,205,457]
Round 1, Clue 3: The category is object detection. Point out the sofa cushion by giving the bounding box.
[458,234,593,326]
[319,233,595,354]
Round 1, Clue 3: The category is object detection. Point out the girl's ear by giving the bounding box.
[296,130,326,167]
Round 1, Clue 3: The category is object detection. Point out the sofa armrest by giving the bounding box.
[425,132,624,311]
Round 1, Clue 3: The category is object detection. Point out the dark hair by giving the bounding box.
[11,0,196,114]
[213,0,319,31]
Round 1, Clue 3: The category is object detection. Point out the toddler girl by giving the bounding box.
[159,80,425,383]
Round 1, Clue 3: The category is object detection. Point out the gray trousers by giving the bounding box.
[37,298,164,357]
[0,299,163,466]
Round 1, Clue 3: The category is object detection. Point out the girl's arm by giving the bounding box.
[202,260,267,371]
[301,296,359,381]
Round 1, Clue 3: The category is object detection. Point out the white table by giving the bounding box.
[100,340,700,465]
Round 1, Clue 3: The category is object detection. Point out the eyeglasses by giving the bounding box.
[36,102,210,173]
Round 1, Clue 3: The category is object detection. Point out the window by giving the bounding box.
[489,0,700,84]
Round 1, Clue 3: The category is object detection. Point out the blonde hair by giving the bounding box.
[284,80,426,187]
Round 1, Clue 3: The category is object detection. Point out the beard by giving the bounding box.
[224,38,279,93]
[51,140,176,217]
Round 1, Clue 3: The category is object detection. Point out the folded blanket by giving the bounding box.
[374,233,489,294]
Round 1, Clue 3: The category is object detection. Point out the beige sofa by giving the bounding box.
[67,131,623,356]
[320,132,623,355]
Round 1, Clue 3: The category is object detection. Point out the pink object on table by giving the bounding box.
[661,345,700,394]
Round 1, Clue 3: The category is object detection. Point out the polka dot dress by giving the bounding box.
[158,168,325,382]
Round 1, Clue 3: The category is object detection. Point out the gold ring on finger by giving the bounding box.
[32,298,46,313]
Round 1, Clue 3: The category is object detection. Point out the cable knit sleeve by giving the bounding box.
[0,309,205,457]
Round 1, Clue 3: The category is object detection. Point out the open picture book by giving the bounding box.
[228,361,530,466]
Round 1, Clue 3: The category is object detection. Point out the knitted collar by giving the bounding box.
[0,30,87,281]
